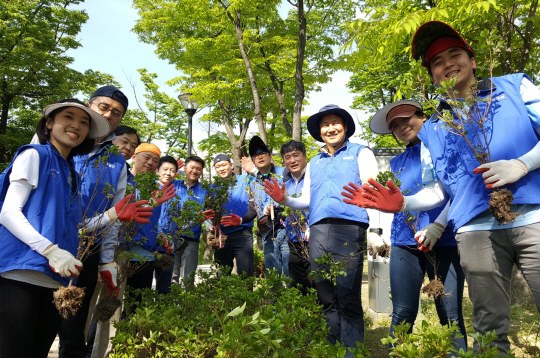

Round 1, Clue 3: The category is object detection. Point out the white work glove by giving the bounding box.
[414,223,445,253]
[305,227,310,242]
[367,232,385,258]
[263,203,276,216]
[98,262,119,297]
[474,159,528,189]
[42,244,83,277]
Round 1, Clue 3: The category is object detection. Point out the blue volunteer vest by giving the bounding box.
[221,174,253,235]
[175,180,206,240]
[418,73,540,231]
[389,144,455,246]
[0,144,82,286]
[284,175,308,243]
[73,143,125,240]
[309,140,369,226]
[247,164,286,219]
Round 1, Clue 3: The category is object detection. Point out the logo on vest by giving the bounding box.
[107,163,116,169]
[343,156,354,161]
[49,169,60,177]
[493,94,505,102]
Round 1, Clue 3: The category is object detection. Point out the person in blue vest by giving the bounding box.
[279,140,315,295]
[125,144,176,295]
[154,155,179,293]
[213,154,257,277]
[58,86,130,358]
[112,125,141,162]
[366,100,467,352]
[246,136,289,278]
[351,21,540,353]
[263,105,383,354]
[0,99,115,358]
[171,156,211,284]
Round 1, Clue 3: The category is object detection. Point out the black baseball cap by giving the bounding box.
[90,86,129,112]
[248,136,270,157]
[213,154,231,166]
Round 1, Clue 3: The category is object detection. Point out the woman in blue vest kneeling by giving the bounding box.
[263,105,384,355]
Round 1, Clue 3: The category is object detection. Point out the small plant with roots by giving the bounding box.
[282,203,310,266]
[201,175,235,250]
[55,145,126,319]
[418,52,517,225]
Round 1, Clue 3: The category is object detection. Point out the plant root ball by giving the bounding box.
[421,277,447,299]
[206,231,228,250]
[380,243,391,259]
[53,286,85,319]
[94,296,122,322]
[154,254,174,271]
[489,188,518,225]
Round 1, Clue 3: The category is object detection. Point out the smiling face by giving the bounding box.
[46,107,90,158]
[283,149,307,178]
[157,162,177,185]
[214,160,233,178]
[320,114,347,148]
[390,113,427,145]
[185,160,203,183]
[429,47,476,98]
[132,151,160,174]
[112,133,139,160]
[251,152,272,172]
[89,96,125,131]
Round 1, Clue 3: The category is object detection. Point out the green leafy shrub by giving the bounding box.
[111,270,370,357]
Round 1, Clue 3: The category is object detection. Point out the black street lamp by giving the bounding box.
[177,93,200,157]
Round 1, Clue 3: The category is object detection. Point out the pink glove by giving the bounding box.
[98,263,118,297]
[152,184,177,205]
[199,210,215,223]
[221,213,242,227]
[263,177,286,203]
[361,179,405,213]
[110,194,154,224]
[342,182,370,207]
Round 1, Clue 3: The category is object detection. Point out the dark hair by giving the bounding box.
[280,140,306,158]
[113,125,141,146]
[185,155,205,168]
[390,110,427,144]
[158,155,178,171]
[427,48,475,77]
[36,99,94,157]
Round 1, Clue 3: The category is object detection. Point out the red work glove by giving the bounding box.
[341,182,370,207]
[360,178,405,213]
[200,209,215,223]
[221,213,242,227]
[152,184,177,205]
[263,177,286,203]
[98,262,119,297]
[177,158,184,171]
[110,194,154,224]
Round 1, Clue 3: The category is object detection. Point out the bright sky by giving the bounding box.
[66,0,370,155]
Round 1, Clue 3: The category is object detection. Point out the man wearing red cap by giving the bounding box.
[354,21,540,353]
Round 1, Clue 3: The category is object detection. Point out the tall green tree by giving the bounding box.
[0,0,111,134]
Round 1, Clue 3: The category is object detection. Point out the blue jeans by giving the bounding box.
[389,245,467,353]
[310,220,367,354]
[172,238,200,284]
[262,227,290,278]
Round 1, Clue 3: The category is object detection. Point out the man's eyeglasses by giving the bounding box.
[95,102,123,119]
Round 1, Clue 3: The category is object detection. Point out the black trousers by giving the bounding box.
[58,248,100,358]
[0,277,63,358]
[214,227,254,277]
[288,240,315,295]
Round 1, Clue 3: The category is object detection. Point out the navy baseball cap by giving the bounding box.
[90,86,129,112]
[248,136,270,157]
[307,104,355,142]
[213,153,231,166]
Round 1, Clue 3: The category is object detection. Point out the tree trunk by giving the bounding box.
[292,0,307,141]
[223,6,268,144]
[218,99,250,175]
[0,95,12,135]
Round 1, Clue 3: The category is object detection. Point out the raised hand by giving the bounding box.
[241,156,254,173]
[361,178,405,213]
[342,182,370,207]
[263,177,286,203]
[111,194,153,224]
[152,184,177,205]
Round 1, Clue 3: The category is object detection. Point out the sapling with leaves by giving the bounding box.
[420,70,518,225]
[282,204,309,262]
[201,175,235,250]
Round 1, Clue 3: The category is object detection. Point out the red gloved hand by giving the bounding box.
[360,178,405,213]
[177,158,184,171]
[98,263,119,297]
[341,182,370,207]
[162,240,174,255]
[112,194,154,224]
[263,177,286,203]
[152,184,177,205]
[221,213,242,227]
[199,209,215,223]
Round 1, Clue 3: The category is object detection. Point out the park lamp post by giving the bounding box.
[177,93,199,157]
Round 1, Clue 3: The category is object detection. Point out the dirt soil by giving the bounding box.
[489,188,518,224]
[53,286,85,319]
